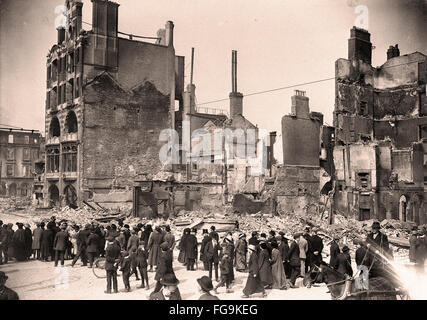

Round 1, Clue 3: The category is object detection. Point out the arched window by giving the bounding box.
[65,111,78,133]
[49,117,61,137]
[399,195,407,222]
[9,183,17,197]
[49,185,60,206]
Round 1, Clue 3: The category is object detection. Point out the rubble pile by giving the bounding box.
[0,197,33,212]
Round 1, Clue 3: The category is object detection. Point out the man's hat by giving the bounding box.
[124,224,130,229]
[197,276,213,292]
[202,229,209,235]
[160,273,179,286]
[293,232,302,239]
[304,226,311,232]
[24,223,31,228]
[160,242,169,251]
[372,221,381,230]
[210,226,216,231]
[248,244,257,252]
[239,233,246,239]
[342,246,350,253]
[0,271,8,282]
[251,231,258,237]
[85,224,92,230]
[192,228,197,233]
[165,225,171,232]
[275,235,282,241]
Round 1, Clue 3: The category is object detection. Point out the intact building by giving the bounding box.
[333,27,427,224]
[0,127,43,198]
[44,0,184,207]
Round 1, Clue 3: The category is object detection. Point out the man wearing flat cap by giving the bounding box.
[104,237,121,294]
[0,271,19,300]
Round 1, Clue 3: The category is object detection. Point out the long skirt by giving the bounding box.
[235,252,247,271]
[243,274,264,296]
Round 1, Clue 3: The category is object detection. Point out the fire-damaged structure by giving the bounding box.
[43,0,183,208]
[332,27,427,225]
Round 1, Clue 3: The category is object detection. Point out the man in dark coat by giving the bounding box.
[41,224,54,261]
[209,226,218,243]
[0,271,19,300]
[278,232,290,278]
[0,224,9,264]
[53,223,69,267]
[248,231,260,247]
[136,244,149,289]
[197,276,219,300]
[200,229,210,271]
[366,221,391,278]
[329,235,340,269]
[309,227,324,268]
[223,234,235,281]
[86,228,100,268]
[140,224,152,251]
[122,224,131,249]
[12,223,27,261]
[24,224,32,260]
[287,234,301,287]
[302,227,313,274]
[204,235,221,281]
[104,237,121,294]
[185,228,198,271]
[149,273,182,300]
[71,224,90,267]
[153,242,174,293]
[336,246,353,277]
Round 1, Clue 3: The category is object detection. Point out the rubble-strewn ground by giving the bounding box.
[2,197,422,300]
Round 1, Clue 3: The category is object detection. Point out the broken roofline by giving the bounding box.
[159,121,268,172]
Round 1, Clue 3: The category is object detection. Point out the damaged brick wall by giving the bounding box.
[82,73,170,196]
[273,165,320,216]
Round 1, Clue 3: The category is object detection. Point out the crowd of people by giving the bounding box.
[0,217,426,300]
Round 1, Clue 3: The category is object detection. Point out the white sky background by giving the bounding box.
[1,0,426,162]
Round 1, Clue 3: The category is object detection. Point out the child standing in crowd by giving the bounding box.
[214,253,233,294]
[136,243,149,289]
[120,251,132,292]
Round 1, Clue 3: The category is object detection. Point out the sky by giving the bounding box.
[1,0,426,161]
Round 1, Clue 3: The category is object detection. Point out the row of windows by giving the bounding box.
[46,145,77,173]
[47,78,81,109]
[4,164,33,177]
[6,135,37,144]
[47,47,81,81]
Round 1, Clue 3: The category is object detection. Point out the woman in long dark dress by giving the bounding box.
[12,223,27,261]
[258,242,273,289]
[242,245,266,298]
[178,228,190,265]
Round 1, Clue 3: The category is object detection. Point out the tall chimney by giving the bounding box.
[57,27,65,44]
[291,90,310,118]
[387,44,400,60]
[165,21,174,47]
[348,26,372,65]
[230,50,243,118]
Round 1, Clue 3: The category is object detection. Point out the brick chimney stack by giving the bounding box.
[348,26,372,65]
[230,50,243,118]
[387,44,400,60]
[291,90,310,118]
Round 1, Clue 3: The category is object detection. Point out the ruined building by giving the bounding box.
[333,27,427,224]
[274,91,329,215]
[44,0,184,207]
[0,127,43,198]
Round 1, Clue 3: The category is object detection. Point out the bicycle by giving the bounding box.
[92,256,122,279]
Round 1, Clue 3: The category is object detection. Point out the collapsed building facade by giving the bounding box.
[332,27,427,225]
[273,91,332,216]
[43,0,183,208]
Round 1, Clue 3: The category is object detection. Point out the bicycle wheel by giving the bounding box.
[92,257,107,279]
